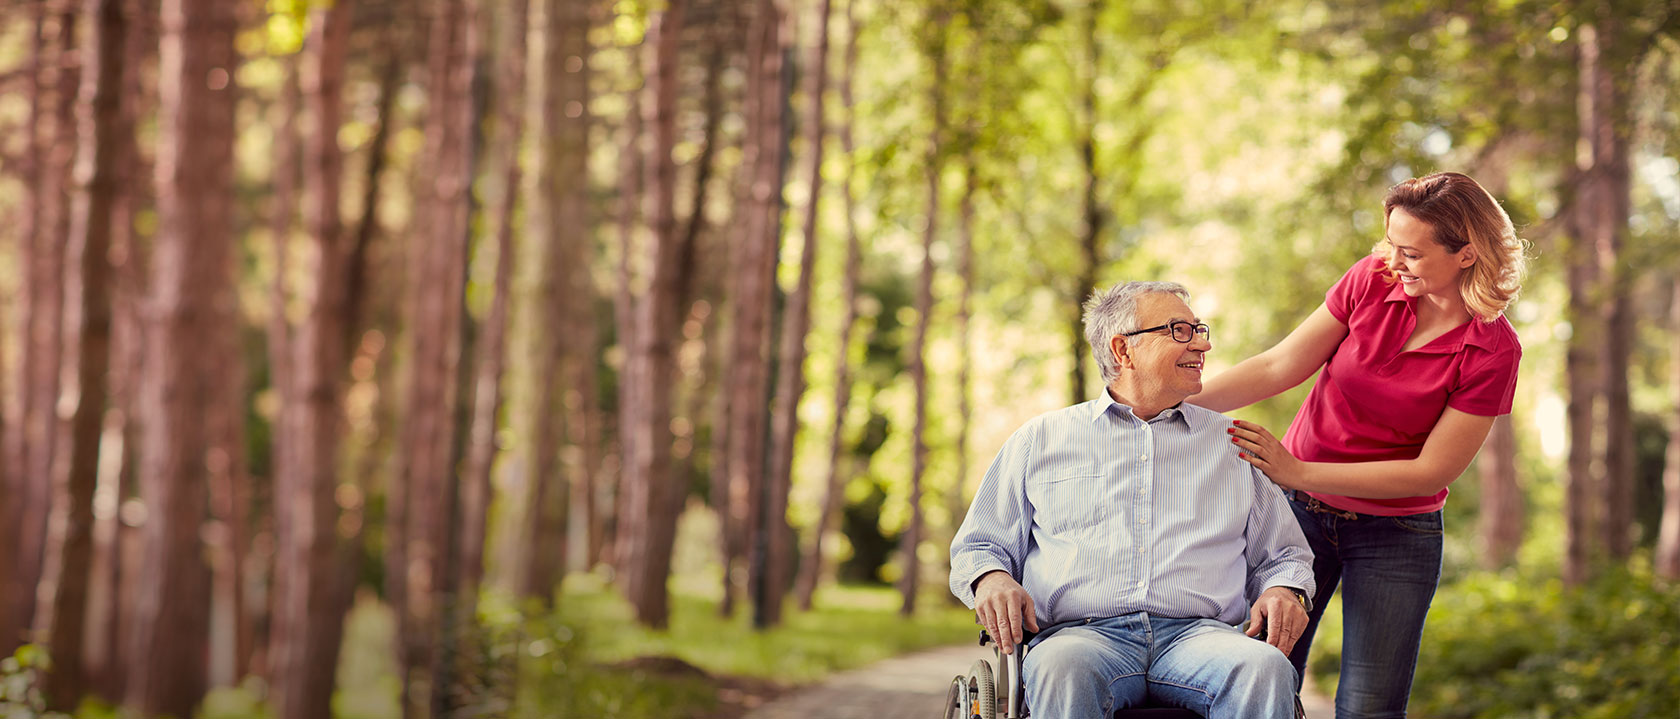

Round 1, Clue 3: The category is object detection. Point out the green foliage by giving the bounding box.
[1310,560,1680,719]
[0,646,67,719]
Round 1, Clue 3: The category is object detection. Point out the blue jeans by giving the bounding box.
[1286,492,1443,719]
[1023,613,1297,719]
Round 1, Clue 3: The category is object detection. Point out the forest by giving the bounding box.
[1,0,1678,717]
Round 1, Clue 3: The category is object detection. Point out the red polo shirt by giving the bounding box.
[1284,256,1521,516]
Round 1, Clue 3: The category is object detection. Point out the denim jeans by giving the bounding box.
[1022,613,1297,719]
[1286,492,1443,719]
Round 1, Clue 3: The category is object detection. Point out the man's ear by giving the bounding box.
[1109,335,1130,370]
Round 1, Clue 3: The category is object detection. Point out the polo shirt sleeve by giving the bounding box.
[1325,255,1381,324]
[1447,341,1520,416]
[949,419,1036,609]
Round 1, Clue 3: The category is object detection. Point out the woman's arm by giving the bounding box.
[1229,408,1498,498]
[1191,303,1350,412]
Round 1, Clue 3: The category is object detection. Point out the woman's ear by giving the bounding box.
[1457,244,1478,269]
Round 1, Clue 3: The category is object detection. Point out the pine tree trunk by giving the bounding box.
[948,156,976,581]
[1656,279,1680,580]
[762,0,832,628]
[619,0,689,630]
[268,1,354,717]
[1578,15,1635,561]
[902,3,948,618]
[7,3,77,654]
[724,0,786,624]
[124,0,236,714]
[37,0,125,707]
[88,1,154,699]
[795,0,861,612]
[1070,1,1104,408]
[461,0,530,613]
[395,0,478,712]
[1477,415,1523,568]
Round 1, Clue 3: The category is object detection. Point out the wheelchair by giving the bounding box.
[940,629,1199,719]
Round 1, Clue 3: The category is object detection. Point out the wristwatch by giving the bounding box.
[1286,587,1312,612]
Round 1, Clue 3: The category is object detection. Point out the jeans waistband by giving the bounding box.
[1289,490,1359,520]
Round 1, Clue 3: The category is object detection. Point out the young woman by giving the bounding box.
[1192,172,1526,718]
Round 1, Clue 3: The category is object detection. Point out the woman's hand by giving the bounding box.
[1229,420,1307,489]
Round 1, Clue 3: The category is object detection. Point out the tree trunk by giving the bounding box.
[394,0,478,712]
[1577,16,1636,562]
[794,0,861,612]
[721,0,786,624]
[88,0,154,700]
[268,1,354,717]
[36,0,124,708]
[7,2,77,655]
[1477,415,1523,568]
[948,154,976,581]
[902,3,947,618]
[124,0,237,714]
[761,0,832,628]
[605,23,645,579]
[1656,278,1680,580]
[461,0,530,614]
[1069,1,1104,407]
[619,0,689,630]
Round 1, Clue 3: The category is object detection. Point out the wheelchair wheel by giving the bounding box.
[967,659,997,719]
[942,676,965,719]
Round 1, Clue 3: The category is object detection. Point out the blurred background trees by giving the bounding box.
[0,0,1678,717]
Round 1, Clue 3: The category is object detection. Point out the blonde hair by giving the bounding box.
[1375,172,1528,322]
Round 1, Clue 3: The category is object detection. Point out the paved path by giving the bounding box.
[741,642,1335,719]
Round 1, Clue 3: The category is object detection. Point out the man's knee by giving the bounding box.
[1023,635,1110,693]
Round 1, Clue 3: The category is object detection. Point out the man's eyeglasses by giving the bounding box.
[1121,321,1211,343]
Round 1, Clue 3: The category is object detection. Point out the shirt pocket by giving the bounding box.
[1026,469,1107,534]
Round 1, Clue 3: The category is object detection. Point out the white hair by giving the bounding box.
[1082,281,1190,383]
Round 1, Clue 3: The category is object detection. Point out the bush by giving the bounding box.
[1405,559,1680,719]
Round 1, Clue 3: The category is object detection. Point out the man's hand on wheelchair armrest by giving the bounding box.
[973,570,1039,655]
[1245,586,1310,656]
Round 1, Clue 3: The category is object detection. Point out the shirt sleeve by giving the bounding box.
[1446,342,1521,417]
[949,420,1036,609]
[1325,255,1381,324]
[1242,467,1316,604]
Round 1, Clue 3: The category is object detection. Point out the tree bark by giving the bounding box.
[619,0,689,630]
[901,2,948,618]
[124,0,237,714]
[461,0,530,614]
[795,0,860,612]
[6,2,77,655]
[1477,415,1523,568]
[394,0,478,712]
[761,0,833,628]
[948,154,976,580]
[1656,278,1680,580]
[36,0,125,708]
[1069,0,1104,408]
[268,1,354,717]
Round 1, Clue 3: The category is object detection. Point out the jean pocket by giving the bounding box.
[1386,510,1444,536]
[1026,471,1106,533]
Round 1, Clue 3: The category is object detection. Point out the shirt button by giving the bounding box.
[1137,547,1146,554]
[1136,581,1145,588]
[1140,454,1148,461]
[1139,516,1149,524]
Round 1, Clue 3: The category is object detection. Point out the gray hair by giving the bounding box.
[1082,281,1190,383]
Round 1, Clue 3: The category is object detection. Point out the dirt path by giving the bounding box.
[739,642,1335,719]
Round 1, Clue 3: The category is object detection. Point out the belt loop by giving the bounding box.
[1298,491,1358,520]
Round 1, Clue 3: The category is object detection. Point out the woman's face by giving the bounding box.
[1384,207,1473,302]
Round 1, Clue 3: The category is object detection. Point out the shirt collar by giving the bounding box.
[1383,280,1504,354]
[1090,391,1197,430]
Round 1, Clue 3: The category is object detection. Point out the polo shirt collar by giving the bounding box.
[1090,392,1196,430]
[1382,280,1502,354]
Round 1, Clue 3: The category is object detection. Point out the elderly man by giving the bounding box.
[949,281,1314,719]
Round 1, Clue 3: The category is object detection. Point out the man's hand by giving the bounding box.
[974,571,1039,655]
[1245,586,1309,655]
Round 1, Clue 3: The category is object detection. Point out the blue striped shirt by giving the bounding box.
[949,394,1315,626]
